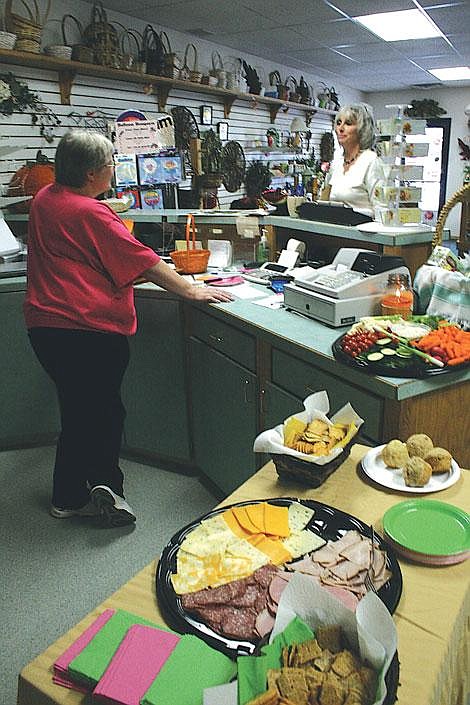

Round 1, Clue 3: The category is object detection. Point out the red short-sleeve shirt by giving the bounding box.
[24,184,160,335]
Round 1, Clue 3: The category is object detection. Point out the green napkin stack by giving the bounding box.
[141,634,237,705]
[68,609,172,688]
[237,616,315,705]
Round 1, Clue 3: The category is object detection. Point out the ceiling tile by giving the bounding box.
[425,4,470,33]
[294,18,377,44]
[238,0,343,25]
[334,42,403,61]
[391,36,459,57]
[330,0,414,16]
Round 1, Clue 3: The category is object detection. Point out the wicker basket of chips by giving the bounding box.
[170,213,210,274]
[272,435,356,487]
[254,391,363,488]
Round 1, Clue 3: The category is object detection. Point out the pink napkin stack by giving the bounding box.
[92,624,181,705]
[53,609,116,692]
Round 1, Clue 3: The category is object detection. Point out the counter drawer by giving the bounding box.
[187,308,256,372]
[271,348,383,441]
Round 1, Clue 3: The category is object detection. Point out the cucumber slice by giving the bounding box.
[381,348,396,356]
[367,352,384,362]
[396,347,413,358]
[376,337,392,345]
[396,351,412,358]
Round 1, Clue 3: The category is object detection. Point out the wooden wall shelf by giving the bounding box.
[0,48,337,122]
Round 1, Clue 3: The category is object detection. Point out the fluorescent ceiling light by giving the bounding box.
[429,66,470,80]
[354,9,441,41]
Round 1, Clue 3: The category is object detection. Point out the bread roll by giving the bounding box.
[382,439,409,468]
[403,457,432,487]
[424,447,452,474]
[406,434,433,459]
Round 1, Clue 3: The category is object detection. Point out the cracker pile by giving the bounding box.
[247,626,376,705]
[285,420,348,456]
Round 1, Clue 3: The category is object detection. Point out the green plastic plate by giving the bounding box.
[383,500,470,556]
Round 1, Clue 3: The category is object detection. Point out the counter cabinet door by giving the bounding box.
[271,348,384,443]
[188,336,258,497]
[122,297,191,463]
[0,290,59,446]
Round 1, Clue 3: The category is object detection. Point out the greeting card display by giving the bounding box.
[114,154,138,187]
[137,154,182,185]
[141,188,164,210]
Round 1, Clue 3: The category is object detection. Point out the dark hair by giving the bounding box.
[335,103,376,150]
[54,130,114,187]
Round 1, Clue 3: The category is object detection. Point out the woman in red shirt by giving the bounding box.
[25,129,232,527]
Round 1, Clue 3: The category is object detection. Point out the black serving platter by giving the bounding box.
[332,332,468,378]
[156,498,403,660]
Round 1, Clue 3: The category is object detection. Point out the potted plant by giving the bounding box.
[404,99,446,118]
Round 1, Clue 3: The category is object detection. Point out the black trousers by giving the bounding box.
[28,328,130,509]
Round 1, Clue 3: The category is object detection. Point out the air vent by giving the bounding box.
[186,28,215,38]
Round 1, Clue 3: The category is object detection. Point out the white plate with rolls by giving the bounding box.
[361,444,461,494]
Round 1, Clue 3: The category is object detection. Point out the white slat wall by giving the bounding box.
[0,63,334,206]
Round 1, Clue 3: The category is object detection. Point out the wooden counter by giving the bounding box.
[17,444,470,705]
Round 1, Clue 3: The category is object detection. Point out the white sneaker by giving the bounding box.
[91,485,136,527]
[50,501,100,519]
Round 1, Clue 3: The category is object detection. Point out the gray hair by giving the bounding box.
[55,129,114,187]
[335,103,376,150]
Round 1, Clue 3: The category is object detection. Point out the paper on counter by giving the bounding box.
[253,390,364,465]
[227,282,267,299]
[252,293,284,309]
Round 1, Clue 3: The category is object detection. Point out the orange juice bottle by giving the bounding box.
[381,273,413,318]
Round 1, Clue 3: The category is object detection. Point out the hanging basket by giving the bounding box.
[170,213,210,274]
[5,0,51,53]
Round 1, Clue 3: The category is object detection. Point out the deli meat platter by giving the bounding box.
[156,498,403,658]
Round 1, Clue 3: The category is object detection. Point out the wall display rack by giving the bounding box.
[0,48,337,123]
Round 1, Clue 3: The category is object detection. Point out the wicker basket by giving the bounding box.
[139,24,165,76]
[0,30,17,49]
[4,0,50,53]
[82,1,119,67]
[61,14,94,63]
[170,213,210,274]
[271,436,356,487]
[433,182,470,255]
[182,42,202,83]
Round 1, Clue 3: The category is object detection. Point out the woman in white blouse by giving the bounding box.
[323,103,383,217]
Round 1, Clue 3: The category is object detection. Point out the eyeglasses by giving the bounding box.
[102,163,114,168]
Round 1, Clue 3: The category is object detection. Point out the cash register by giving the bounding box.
[284,248,410,327]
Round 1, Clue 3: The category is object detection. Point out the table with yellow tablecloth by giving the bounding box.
[17,445,470,705]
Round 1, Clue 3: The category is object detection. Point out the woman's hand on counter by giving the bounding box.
[185,286,234,303]
[140,260,234,302]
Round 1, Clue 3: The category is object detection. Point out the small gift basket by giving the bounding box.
[170,213,210,274]
[253,391,363,487]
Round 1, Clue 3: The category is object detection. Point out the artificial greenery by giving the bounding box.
[242,61,262,94]
[404,99,446,118]
[0,72,61,142]
[200,128,223,174]
[244,160,271,198]
[320,132,335,162]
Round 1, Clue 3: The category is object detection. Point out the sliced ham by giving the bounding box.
[340,538,371,567]
[322,585,359,611]
[269,574,290,604]
[255,608,276,638]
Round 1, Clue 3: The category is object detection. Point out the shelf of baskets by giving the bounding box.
[0,47,338,122]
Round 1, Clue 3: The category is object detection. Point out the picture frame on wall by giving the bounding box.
[200,105,213,125]
[217,121,229,141]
